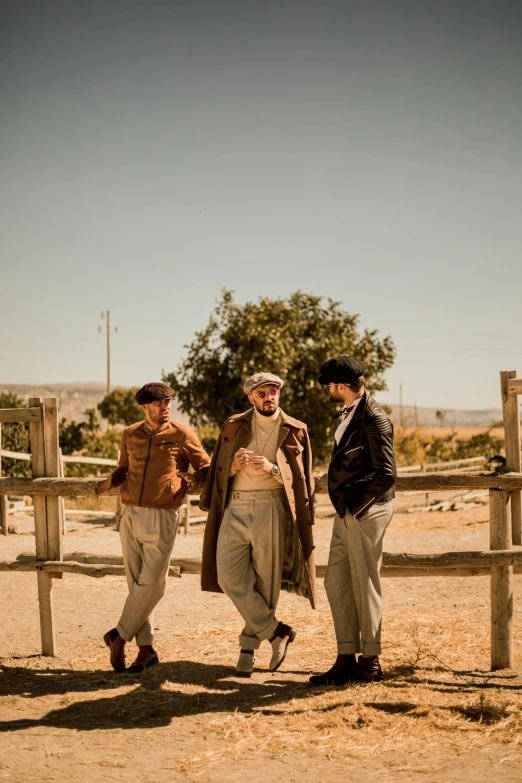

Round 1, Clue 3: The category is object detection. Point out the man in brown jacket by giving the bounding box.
[96,382,211,673]
[200,372,316,677]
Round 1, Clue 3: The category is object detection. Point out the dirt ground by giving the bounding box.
[1,492,522,783]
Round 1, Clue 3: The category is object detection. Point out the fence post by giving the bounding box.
[500,371,521,545]
[0,424,8,535]
[59,448,67,535]
[29,397,56,656]
[490,489,513,669]
[184,496,191,535]
[44,398,62,561]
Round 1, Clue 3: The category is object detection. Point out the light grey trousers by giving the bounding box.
[216,488,287,650]
[117,505,178,646]
[324,501,393,656]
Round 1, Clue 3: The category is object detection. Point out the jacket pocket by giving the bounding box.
[345,445,364,456]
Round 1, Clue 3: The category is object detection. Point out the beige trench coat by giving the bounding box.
[199,408,317,609]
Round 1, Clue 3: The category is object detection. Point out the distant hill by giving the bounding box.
[1,383,506,428]
[0,383,190,424]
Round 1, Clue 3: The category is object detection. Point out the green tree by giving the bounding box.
[0,392,31,477]
[164,290,396,463]
[59,409,99,455]
[97,387,145,426]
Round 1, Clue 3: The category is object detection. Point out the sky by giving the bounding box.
[1,0,521,411]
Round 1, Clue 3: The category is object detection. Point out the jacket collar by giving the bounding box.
[331,391,367,455]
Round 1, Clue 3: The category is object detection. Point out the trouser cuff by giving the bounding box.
[257,617,279,642]
[239,634,262,650]
[338,642,361,655]
[116,622,133,643]
[361,643,381,655]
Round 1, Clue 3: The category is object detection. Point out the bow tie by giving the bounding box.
[334,404,355,420]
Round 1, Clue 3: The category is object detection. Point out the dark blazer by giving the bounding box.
[199,408,317,609]
[328,391,396,519]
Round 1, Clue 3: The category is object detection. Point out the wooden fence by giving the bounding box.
[0,371,521,670]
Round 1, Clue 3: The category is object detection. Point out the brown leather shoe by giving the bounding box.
[127,646,160,674]
[103,628,126,673]
[356,655,384,683]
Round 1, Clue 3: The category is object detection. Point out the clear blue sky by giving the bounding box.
[1,0,521,411]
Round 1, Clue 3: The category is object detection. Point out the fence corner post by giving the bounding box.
[489,488,514,670]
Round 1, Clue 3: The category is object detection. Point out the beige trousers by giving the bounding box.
[117,505,178,646]
[216,488,287,650]
[324,501,393,656]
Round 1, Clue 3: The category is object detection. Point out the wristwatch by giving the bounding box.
[271,463,280,477]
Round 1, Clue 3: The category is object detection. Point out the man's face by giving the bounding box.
[324,382,345,403]
[142,397,171,426]
[248,384,280,416]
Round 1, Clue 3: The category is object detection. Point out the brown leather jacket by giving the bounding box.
[110,420,211,510]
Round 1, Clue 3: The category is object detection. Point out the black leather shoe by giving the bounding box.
[127,646,160,674]
[308,654,358,686]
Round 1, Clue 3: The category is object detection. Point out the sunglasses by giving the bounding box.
[254,388,279,399]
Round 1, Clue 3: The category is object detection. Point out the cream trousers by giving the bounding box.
[116,505,178,646]
[216,488,287,650]
[324,501,393,656]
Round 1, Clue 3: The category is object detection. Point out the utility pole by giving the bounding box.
[98,311,118,393]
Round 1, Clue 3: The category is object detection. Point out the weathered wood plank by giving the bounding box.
[507,378,522,395]
[0,424,7,536]
[490,489,514,670]
[36,561,181,579]
[29,397,55,657]
[44,398,62,561]
[3,472,522,497]
[4,550,522,578]
[0,407,43,424]
[501,371,522,545]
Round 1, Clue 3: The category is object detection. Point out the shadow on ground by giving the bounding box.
[1,658,520,733]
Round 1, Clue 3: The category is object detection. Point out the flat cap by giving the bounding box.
[135,382,174,405]
[318,356,365,386]
[243,372,284,395]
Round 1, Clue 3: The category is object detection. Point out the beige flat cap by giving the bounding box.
[243,372,284,394]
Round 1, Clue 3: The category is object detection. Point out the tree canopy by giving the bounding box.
[163,290,396,463]
[97,387,145,426]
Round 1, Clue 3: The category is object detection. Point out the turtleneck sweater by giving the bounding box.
[230,407,284,490]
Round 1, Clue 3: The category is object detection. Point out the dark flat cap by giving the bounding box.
[318,356,365,385]
[135,382,174,405]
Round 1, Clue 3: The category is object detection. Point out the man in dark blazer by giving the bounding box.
[310,356,396,686]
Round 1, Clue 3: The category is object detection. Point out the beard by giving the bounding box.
[254,400,278,417]
[327,389,344,404]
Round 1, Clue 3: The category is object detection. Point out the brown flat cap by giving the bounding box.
[243,372,284,394]
[135,382,174,405]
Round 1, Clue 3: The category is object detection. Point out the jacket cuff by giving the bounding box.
[109,468,128,488]
[199,493,210,512]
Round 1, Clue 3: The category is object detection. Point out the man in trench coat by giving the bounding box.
[199,372,317,676]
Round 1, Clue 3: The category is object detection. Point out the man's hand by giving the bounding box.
[231,448,254,471]
[250,455,274,473]
[314,472,328,494]
[178,472,199,492]
[95,477,112,496]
